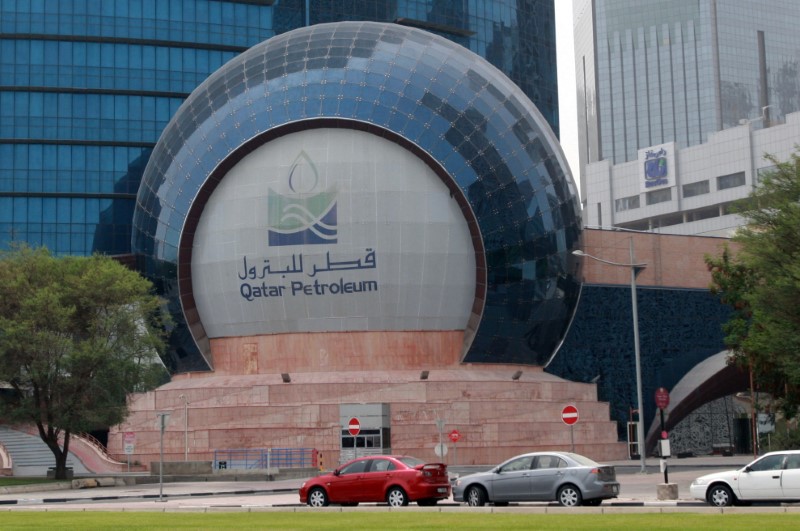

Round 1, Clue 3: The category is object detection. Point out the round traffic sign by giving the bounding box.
[448,429,461,443]
[347,417,361,436]
[654,387,670,409]
[561,405,579,425]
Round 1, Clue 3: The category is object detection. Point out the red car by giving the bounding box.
[299,455,451,507]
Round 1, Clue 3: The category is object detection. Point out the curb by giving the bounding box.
[0,486,297,505]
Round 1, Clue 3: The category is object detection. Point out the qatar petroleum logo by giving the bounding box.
[643,148,668,188]
[267,151,337,246]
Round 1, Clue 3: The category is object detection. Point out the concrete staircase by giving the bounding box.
[0,426,89,476]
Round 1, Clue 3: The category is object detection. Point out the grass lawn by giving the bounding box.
[1,512,800,530]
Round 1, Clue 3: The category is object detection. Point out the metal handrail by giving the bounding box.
[213,448,317,470]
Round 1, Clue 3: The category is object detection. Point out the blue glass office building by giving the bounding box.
[1,0,558,257]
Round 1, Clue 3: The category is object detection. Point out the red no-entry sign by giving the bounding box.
[348,417,361,436]
[448,429,461,443]
[561,405,579,425]
[655,387,670,409]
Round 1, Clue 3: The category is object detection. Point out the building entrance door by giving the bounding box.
[339,404,391,464]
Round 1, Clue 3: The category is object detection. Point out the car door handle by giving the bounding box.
[773,475,780,479]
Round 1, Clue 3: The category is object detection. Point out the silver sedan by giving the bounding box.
[452,451,620,507]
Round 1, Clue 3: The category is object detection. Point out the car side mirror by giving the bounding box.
[333,469,341,476]
[743,466,752,473]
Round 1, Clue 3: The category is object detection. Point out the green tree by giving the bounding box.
[706,151,800,417]
[0,246,168,479]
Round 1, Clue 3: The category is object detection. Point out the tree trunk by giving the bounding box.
[36,422,72,479]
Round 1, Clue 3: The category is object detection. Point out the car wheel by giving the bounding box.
[465,486,487,507]
[307,487,329,507]
[707,484,735,507]
[387,486,409,507]
[557,484,583,507]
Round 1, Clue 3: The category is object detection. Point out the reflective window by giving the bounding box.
[749,454,785,472]
[369,459,395,472]
[785,454,800,470]
[338,460,369,475]
[534,455,566,469]
[646,188,672,205]
[682,180,710,198]
[756,165,778,185]
[615,194,641,212]
[500,456,534,472]
[717,172,746,190]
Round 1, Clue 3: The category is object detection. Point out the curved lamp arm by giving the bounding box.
[572,249,647,276]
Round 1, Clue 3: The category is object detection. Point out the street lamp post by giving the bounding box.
[573,238,648,474]
[179,394,189,462]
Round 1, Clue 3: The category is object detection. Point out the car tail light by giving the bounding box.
[417,464,446,480]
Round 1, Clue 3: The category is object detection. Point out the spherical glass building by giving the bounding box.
[133,21,582,373]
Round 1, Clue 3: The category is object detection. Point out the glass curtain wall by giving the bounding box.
[0,0,557,256]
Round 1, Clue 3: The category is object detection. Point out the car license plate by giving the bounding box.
[438,487,448,493]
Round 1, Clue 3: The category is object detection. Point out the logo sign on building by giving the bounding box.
[190,128,476,338]
[267,151,338,246]
[639,142,675,193]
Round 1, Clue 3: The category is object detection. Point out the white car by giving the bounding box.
[690,450,800,506]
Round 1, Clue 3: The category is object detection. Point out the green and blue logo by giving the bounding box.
[267,151,337,246]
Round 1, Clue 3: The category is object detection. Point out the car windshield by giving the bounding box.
[566,453,600,467]
[396,456,425,468]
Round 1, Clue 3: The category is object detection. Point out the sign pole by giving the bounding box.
[561,405,579,452]
[156,413,169,502]
[660,407,668,484]
[570,425,575,453]
[654,387,671,484]
[448,429,461,466]
[348,417,361,459]
[123,432,135,473]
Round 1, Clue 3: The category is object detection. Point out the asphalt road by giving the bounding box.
[2,455,796,512]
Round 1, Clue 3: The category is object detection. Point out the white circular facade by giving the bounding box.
[191,128,476,337]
